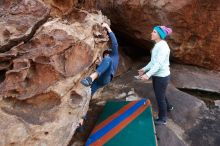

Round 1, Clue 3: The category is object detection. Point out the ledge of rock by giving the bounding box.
[171,64,220,94]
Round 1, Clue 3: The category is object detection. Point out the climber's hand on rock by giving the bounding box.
[140,74,149,80]
[102,23,112,32]
[95,55,101,65]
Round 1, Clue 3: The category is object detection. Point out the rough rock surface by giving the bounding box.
[0,17,108,99]
[96,0,220,70]
[186,108,220,146]
[0,0,50,53]
[42,0,96,17]
[0,0,111,145]
[215,100,220,108]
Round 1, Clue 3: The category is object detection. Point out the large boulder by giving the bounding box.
[96,0,220,71]
[0,17,108,99]
[0,0,111,145]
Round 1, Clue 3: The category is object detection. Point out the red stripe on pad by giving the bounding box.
[90,100,151,146]
[91,101,138,134]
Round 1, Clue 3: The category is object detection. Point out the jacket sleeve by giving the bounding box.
[109,32,118,56]
[143,61,152,72]
[145,48,168,77]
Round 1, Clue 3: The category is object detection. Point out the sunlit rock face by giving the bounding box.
[0,0,110,145]
[96,0,220,70]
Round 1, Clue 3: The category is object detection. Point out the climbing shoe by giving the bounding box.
[154,118,167,126]
[81,76,92,87]
[76,123,84,133]
[76,116,87,133]
[167,105,174,112]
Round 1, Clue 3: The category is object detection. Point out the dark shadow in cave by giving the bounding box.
[113,29,154,60]
[0,70,6,83]
[179,88,220,109]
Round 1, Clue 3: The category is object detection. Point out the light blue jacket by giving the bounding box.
[143,40,170,77]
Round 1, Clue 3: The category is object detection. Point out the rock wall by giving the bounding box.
[96,0,220,70]
[0,0,110,145]
[0,0,50,53]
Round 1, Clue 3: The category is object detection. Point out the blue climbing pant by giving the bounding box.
[91,56,112,96]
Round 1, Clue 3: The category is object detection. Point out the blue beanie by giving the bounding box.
[154,26,167,39]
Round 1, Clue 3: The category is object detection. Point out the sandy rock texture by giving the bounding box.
[0,0,111,145]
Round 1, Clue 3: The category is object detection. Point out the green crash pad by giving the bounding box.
[86,99,157,146]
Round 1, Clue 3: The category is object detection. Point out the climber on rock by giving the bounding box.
[80,23,119,96]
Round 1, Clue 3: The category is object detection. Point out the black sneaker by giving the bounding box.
[154,119,167,125]
[167,106,174,112]
[80,77,92,87]
[76,116,87,133]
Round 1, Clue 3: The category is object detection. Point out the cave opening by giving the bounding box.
[114,29,153,60]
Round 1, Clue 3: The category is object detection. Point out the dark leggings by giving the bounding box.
[152,75,171,121]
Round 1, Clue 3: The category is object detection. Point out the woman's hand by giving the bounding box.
[140,74,149,80]
[138,69,145,76]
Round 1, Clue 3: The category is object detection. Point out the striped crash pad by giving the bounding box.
[86,99,157,146]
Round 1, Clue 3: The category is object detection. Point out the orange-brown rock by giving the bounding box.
[0,0,110,145]
[0,0,50,53]
[42,0,97,17]
[96,0,220,70]
[0,22,95,100]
